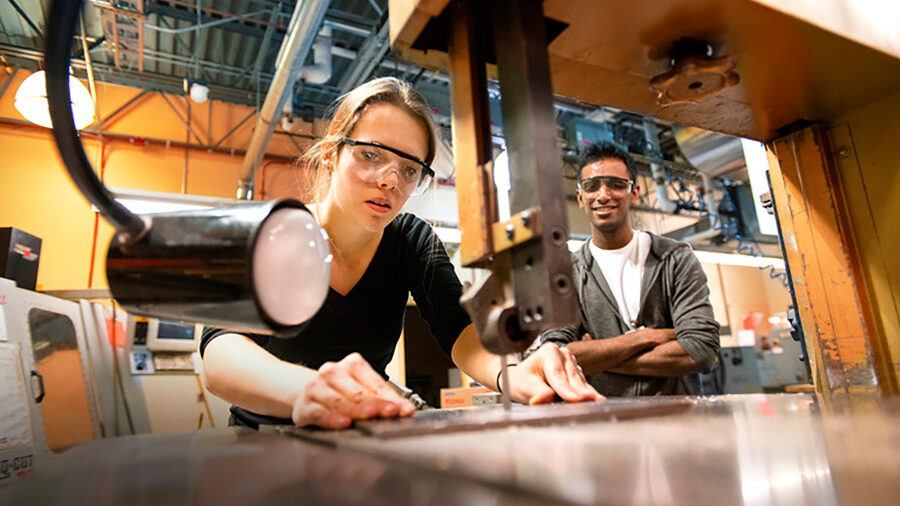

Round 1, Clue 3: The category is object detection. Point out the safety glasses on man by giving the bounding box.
[342,137,435,196]
[578,175,634,194]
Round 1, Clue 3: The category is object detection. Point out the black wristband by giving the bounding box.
[495,363,518,394]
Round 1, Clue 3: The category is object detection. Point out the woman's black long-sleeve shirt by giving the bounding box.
[200,213,471,428]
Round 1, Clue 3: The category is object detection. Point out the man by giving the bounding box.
[537,140,720,396]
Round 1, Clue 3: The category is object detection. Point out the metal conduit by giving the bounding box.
[236,0,330,200]
[143,9,270,34]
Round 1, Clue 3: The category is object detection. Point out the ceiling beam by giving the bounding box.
[145,2,274,39]
[143,3,375,40]
[337,21,389,93]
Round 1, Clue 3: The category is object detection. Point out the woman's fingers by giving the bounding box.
[517,343,602,404]
[292,400,351,429]
[559,347,603,401]
[537,346,582,402]
[296,353,415,429]
[341,353,415,416]
[304,379,385,420]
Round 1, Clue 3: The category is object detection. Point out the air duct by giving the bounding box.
[299,26,333,85]
[643,121,677,214]
[237,0,329,200]
[673,125,746,179]
[282,26,333,131]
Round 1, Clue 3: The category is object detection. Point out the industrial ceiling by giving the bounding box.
[0,1,417,113]
[0,0,756,221]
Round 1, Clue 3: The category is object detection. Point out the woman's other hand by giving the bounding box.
[508,343,604,405]
[292,352,415,429]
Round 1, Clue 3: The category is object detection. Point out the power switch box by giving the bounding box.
[0,228,42,291]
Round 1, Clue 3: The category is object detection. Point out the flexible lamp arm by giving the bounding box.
[45,0,147,241]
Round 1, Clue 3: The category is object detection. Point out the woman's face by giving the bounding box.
[328,102,430,232]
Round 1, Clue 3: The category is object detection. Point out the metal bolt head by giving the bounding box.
[505,223,515,240]
[836,146,850,159]
[521,211,532,228]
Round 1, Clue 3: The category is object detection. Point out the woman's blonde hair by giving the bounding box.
[301,77,438,202]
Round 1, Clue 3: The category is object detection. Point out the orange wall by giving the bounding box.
[0,71,313,290]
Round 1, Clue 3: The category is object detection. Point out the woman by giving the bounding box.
[202,77,600,430]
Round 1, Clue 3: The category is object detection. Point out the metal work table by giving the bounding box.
[4,394,899,505]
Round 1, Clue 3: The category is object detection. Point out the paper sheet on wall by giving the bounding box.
[738,329,756,347]
[0,304,7,342]
[0,343,35,451]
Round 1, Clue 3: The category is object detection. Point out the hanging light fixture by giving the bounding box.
[14,70,95,130]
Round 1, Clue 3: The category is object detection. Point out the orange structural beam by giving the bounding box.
[447,0,496,267]
[767,125,896,395]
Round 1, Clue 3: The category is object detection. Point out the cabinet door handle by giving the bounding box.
[30,370,45,403]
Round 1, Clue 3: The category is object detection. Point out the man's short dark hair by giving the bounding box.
[577,141,636,182]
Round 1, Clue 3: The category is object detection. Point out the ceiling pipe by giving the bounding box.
[237,0,329,200]
[143,9,269,34]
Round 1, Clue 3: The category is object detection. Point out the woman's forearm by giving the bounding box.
[450,324,505,390]
[202,333,317,419]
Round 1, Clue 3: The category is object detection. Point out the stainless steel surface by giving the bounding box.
[283,394,900,505]
[1,429,559,506]
[3,394,900,505]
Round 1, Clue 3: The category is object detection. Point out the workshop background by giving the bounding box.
[0,0,842,430]
[0,0,896,455]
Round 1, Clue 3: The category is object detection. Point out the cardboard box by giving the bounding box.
[439,386,493,409]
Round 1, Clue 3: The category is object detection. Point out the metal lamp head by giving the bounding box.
[106,199,331,337]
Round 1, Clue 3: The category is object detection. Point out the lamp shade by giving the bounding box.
[105,199,332,337]
[15,70,95,130]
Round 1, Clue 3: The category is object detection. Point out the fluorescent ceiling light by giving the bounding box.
[98,188,241,215]
[741,138,779,236]
[568,239,585,252]
[694,250,785,269]
[14,70,95,130]
[433,226,461,245]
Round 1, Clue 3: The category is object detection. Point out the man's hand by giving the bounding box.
[507,343,604,405]
[637,328,677,347]
[292,353,415,429]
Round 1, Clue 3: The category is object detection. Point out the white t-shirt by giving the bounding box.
[588,230,652,330]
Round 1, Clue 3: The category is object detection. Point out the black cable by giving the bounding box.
[45,0,147,241]
[716,349,726,394]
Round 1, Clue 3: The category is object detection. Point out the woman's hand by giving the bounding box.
[507,343,604,405]
[292,352,415,429]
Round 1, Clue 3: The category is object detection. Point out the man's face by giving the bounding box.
[576,157,639,234]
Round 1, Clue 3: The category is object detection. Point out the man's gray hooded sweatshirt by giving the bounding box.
[538,232,720,396]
